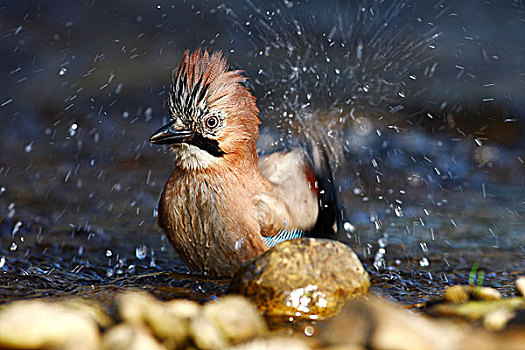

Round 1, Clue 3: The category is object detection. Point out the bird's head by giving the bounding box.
[149,49,260,171]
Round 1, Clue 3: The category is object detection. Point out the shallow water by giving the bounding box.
[1,160,523,306]
[1,0,524,308]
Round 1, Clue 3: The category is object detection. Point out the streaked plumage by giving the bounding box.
[150,49,339,276]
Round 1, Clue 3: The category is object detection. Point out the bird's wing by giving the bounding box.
[254,149,320,237]
[262,228,306,247]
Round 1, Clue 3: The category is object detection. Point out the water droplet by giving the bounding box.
[0,187,6,195]
[235,238,243,251]
[343,221,355,233]
[7,203,15,218]
[353,117,373,136]
[68,123,78,137]
[150,249,156,267]
[0,257,5,269]
[304,325,315,336]
[135,245,147,259]
[12,221,22,236]
[144,107,153,121]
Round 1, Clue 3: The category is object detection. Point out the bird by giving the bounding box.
[149,49,341,276]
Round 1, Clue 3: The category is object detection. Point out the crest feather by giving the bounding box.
[168,49,258,122]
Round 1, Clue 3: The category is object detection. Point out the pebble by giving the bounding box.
[60,297,114,328]
[444,285,470,303]
[483,308,516,331]
[0,300,100,350]
[230,238,370,319]
[226,337,311,350]
[429,297,525,323]
[201,295,267,344]
[516,276,525,297]
[190,312,229,350]
[117,291,199,348]
[117,291,266,349]
[319,297,525,350]
[102,323,165,350]
[443,285,502,303]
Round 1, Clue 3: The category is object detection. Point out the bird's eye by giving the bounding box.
[204,116,219,129]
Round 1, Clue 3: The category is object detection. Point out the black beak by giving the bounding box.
[149,123,195,145]
[149,123,226,157]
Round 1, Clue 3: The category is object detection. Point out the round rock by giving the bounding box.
[229,238,370,319]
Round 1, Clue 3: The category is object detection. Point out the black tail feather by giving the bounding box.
[302,136,344,239]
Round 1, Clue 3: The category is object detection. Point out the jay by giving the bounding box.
[150,49,340,276]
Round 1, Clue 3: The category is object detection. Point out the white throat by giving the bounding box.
[172,143,220,170]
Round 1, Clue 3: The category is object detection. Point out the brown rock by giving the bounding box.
[230,238,369,320]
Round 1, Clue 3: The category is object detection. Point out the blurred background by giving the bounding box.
[0,0,523,303]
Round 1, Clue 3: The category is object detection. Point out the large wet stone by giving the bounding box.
[229,238,370,320]
[0,300,100,350]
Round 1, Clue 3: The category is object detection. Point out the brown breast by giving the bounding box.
[158,167,268,276]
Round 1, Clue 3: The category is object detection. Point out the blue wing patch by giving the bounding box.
[263,228,306,248]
